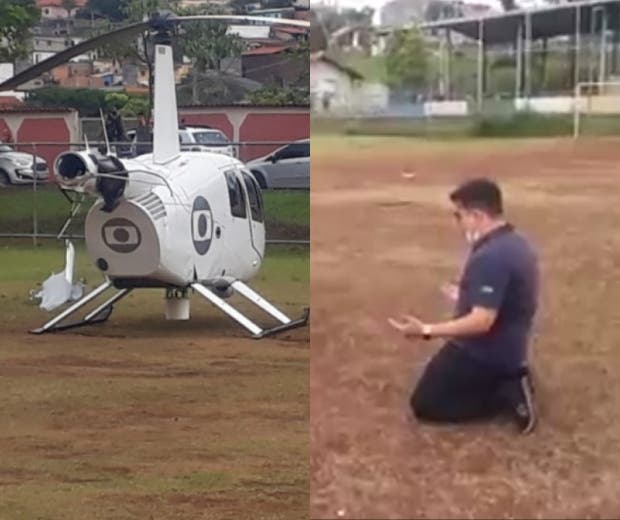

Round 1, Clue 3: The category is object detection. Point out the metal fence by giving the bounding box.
[0,140,309,246]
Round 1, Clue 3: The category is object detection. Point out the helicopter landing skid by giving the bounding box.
[192,281,309,339]
[30,280,131,334]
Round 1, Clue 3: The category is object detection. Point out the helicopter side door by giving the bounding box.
[222,168,257,279]
[240,168,265,258]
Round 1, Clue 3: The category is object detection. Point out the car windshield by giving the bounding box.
[192,131,229,145]
[0,144,14,153]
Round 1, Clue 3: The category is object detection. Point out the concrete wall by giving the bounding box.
[425,100,468,117]
[515,95,620,114]
[515,97,575,114]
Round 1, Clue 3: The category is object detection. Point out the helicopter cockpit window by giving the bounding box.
[242,170,264,223]
[224,170,247,219]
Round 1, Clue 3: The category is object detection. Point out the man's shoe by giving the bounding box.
[500,372,537,435]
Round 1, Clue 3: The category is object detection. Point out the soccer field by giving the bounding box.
[311,135,620,519]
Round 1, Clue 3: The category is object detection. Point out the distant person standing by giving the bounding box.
[388,178,540,434]
[105,107,126,145]
[135,114,152,156]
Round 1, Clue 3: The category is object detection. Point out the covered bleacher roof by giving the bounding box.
[420,0,620,45]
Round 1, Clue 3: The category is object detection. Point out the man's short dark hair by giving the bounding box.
[450,178,503,216]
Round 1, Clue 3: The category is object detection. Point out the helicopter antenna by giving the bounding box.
[99,108,111,156]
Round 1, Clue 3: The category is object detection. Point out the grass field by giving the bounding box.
[0,186,309,239]
[311,113,620,140]
[0,236,308,519]
[311,134,620,518]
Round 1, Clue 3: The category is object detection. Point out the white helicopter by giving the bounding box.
[0,12,310,339]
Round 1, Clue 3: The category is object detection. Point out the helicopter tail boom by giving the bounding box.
[153,44,181,165]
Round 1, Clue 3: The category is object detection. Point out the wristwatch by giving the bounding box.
[422,324,432,340]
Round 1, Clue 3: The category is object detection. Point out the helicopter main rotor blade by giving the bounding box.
[176,15,310,28]
[0,21,149,92]
[0,14,309,92]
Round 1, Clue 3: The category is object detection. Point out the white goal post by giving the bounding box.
[573,81,620,138]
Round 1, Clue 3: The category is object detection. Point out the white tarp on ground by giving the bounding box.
[33,241,84,311]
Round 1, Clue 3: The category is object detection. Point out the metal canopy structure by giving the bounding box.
[421,0,620,44]
[419,0,620,109]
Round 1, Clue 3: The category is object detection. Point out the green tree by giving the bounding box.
[500,0,518,11]
[385,27,430,90]
[121,95,149,116]
[247,86,309,106]
[0,0,40,62]
[26,87,108,116]
[84,0,126,21]
[178,5,243,104]
[100,0,161,121]
[104,92,129,110]
[229,0,256,14]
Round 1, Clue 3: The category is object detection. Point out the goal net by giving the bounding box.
[573,81,620,138]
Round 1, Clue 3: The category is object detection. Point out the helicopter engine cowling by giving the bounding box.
[55,151,129,212]
[54,151,97,189]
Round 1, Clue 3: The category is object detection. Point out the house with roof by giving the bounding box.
[242,45,306,87]
[310,52,389,114]
[36,0,87,19]
[310,52,363,113]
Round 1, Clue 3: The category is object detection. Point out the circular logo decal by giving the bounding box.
[192,196,213,255]
[101,218,142,253]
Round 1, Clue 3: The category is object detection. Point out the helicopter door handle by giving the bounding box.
[215,226,221,239]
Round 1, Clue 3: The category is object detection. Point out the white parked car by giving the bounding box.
[0,142,48,187]
[179,126,237,157]
[246,139,309,190]
[125,126,236,158]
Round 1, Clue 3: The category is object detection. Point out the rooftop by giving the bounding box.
[36,0,86,6]
[243,45,289,56]
[420,0,620,45]
[310,51,363,80]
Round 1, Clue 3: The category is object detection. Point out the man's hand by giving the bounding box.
[387,314,426,338]
[441,282,459,303]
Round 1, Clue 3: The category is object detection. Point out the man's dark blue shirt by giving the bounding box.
[453,223,539,375]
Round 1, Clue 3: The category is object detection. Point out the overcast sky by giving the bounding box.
[310,0,520,19]
[312,0,548,12]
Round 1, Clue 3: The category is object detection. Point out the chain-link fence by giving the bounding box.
[0,140,309,246]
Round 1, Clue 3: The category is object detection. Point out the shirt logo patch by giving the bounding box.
[481,285,495,294]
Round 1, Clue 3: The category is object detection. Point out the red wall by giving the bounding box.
[0,119,12,142]
[240,113,308,160]
[179,113,234,140]
[16,118,70,166]
[178,107,309,161]
[1,108,309,166]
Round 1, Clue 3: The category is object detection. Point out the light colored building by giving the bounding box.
[37,0,87,19]
[32,36,96,65]
[311,52,389,115]
[310,51,361,113]
[0,64,26,102]
[227,25,272,41]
